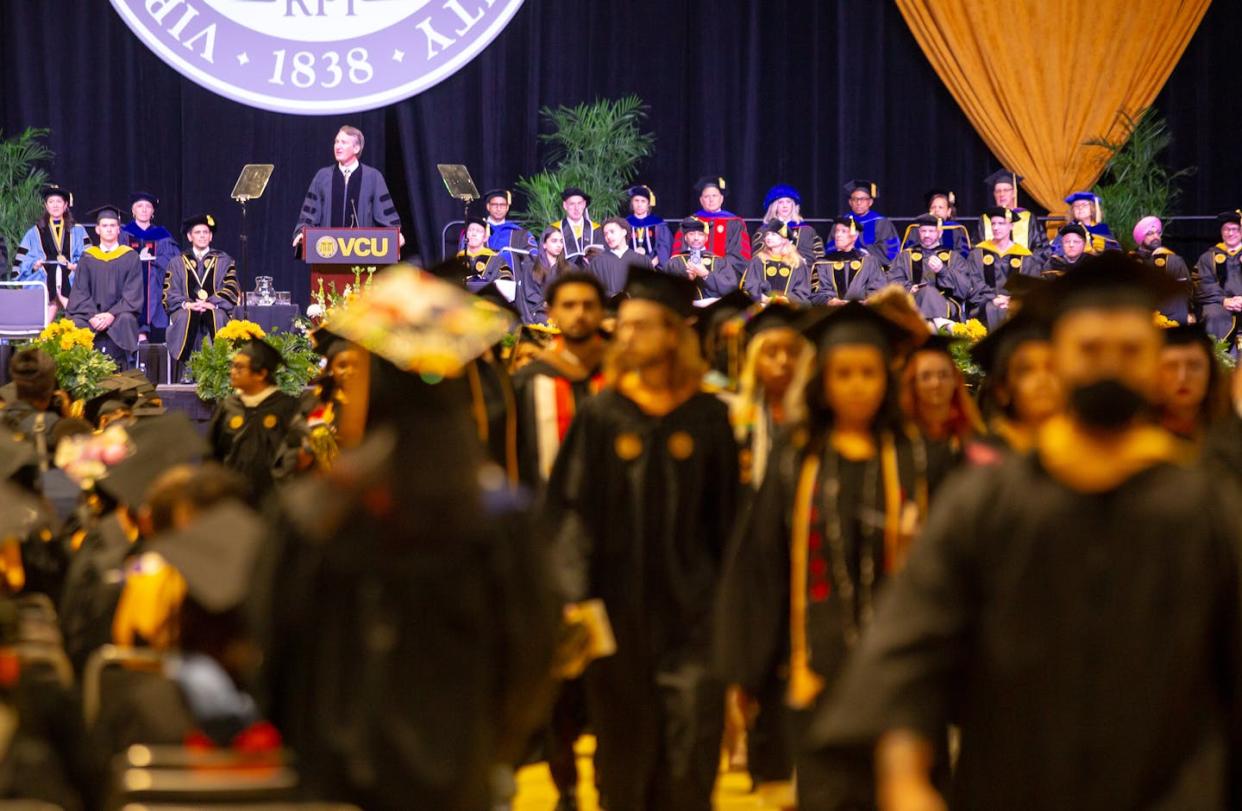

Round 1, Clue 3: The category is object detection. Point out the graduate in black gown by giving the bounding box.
[715,303,944,809]
[251,268,558,811]
[808,254,1242,811]
[206,339,300,501]
[587,217,648,298]
[66,205,144,370]
[544,267,739,811]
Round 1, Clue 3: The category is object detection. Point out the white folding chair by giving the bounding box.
[0,282,48,340]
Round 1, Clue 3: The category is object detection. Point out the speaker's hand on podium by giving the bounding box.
[398,231,406,249]
[292,232,303,248]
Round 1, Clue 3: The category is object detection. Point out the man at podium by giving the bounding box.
[291,126,404,250]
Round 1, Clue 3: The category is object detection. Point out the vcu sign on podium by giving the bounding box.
[302,227,401,265]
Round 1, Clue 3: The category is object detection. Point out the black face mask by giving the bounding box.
[1069,377,1149,430]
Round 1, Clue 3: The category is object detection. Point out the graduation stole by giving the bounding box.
[761,253,798,296]
[787,431,904,709]
[531,367,606,480]
[983,209,1034,248]
[1213,244,1242,287]
[825,254,863,298]
[459,249,496,277]
[906,248,951,286]
[44,220,66,257]
[977,241,1028,289]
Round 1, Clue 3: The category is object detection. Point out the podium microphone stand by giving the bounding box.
[230,164,275,318]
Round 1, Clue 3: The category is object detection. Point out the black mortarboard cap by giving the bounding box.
[1002,272,1047,300]
[744,301,802,338]
[969,309,1049,376]
[130,393,167,419]
[1162,323,1213,348]
[181,213,217,233]
[798,301,907,354]
[129,191,160,207]
[1057,222,1088,240]
[982,206,1019,223]
[147,500,264,613]
[832,215,862,234]
[237,338,283,376]
[693,176,727,196]
[623,265,697,319]
[84,370,156,426]
[912,214,942,228]
[483,189,512,205]
[87,204,124,224]
[680,217,706,234]
[758,219,791,240]
[463,216,488,232]
[1216,210,1242,226]
[843,179,878,199]
[310,326,351,359]
[96,413,208,506]
[560,187,591,206]
[604,292,628,314]
[912,333,963,357]
[983,169,1023,189]
[40,184,73,206]
[1023,252,1190,322]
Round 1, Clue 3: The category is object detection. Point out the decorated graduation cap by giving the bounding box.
[982,206,1020,223]
[680,217,707,234]
[744,300,801,338]
[843,179,878,199]
[1216,210,1242,226]
[1024,251,1189,322]
[969,308,1050,377]
[181,213,217,233]
[1057,222,1089,240]
[147,500,264,613]
[627,184,657,206]
[483,188,512,205]
[925,188,956,209]
[40,184,73,206]
[799,301,907,354]
[560,186,591,206]
[623,265,697,318]
[763,184,801,209]
[758,219,791,240]
[95,414,208,506]
[983,169,1023,189]
[324,263,517,378]
[236,338,284,377]
[87,204,124,224]
[129,191,160,207]
[693,176,727,195]
[84,370,156,426]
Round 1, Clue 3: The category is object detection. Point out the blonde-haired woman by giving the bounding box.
[742,220,813,305]
[751,184,823,267]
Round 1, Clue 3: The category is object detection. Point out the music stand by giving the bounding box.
[231,164,275,318]
[437,164,479,225]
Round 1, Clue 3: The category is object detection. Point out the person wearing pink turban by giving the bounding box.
[1131,215,1191,324]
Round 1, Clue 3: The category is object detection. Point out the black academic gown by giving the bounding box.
[588,248,647,298]
[67,246,144,353]
[714,429,946,808]
[807,452,1242,810]
[1134,246,1192,325]
[545,389,739,811]
[251,424,560,811]
[206,389,301,501]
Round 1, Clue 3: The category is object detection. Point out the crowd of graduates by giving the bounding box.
[1,170,1242,810]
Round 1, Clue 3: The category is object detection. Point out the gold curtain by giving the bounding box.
[895,0,1210,213]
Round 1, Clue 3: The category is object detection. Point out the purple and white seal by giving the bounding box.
[110,0,525,114]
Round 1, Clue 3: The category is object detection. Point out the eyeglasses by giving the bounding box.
[849,195,872,203]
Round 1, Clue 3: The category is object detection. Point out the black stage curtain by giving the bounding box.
[2,0,1239,306]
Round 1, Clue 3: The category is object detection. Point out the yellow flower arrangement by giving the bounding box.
[39,319,95,350]
[949,318,988,343]
[1153,312,1178,329]
[215,320,266,342]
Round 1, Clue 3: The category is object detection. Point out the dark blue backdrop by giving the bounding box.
[2,0,1239,305]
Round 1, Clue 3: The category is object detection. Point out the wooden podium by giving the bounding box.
[301,226,401,296]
